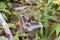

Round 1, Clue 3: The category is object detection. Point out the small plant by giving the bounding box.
[34,0,60,40]
[0,0,18,28]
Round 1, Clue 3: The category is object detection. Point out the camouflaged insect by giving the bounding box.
[19,14,43,32]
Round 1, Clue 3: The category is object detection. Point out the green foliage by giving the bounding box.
[35,32,40,40]
[3,9,11,15]
[0,2,7,9]
[35,10,40,16]
[30,0,35,2]
[40,0,53,38]
[0,0,60,40]
[0,2,12,21]
[35,0,60,40]
[14,33,27,40]
[0,1,18,21]
[12,11,18,16]
[37,0,44,8]
[19,33,27,37]
[54,23,60,36]
[48,23,60,38]
[51,9,57,15]
[0,24,2,28]
[7,23,15,28]
[0,23,15,28]
[2,13,8,20]
[6,2,12,8]
[57,6,60,11]
[14,34,19,40]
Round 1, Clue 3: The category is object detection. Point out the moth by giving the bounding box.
[19,14,43,32]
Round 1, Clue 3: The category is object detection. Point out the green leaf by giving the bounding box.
[14,34,19,40]
[0,26,2,28]
[7,23,15,28]
[2,13,8,21]
[0,2,7,9]
[19,33,27,37]
[0,9,11,15]
[0,24,2,28]
[3,9,11,15]
[57,6,60,11]
[40,28,43,37]
[36,32,40,40]
[30,0,35,2]
[55,36,60,40]
[6,2,12,8]
[54,23,60,36]
[52,10,57,15]
[0,23,15,29]
[47,0,53,7]
[13,11,18,16]
[48,26,55,39]
[35,10,40,16]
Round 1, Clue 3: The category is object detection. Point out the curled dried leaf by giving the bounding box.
[16,21,22,27]
[51,17,58,22]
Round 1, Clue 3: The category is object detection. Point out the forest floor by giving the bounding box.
[0,0,60,40]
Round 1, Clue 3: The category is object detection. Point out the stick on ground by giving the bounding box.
[0,12,13,40]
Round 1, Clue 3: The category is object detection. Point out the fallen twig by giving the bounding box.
[0,12,13,40]
[14,6,28,11]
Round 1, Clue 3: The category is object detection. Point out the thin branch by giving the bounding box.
[0,12,13,40]
[14,6,28,11]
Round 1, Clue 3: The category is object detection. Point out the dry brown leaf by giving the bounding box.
[16,21,23,34]
[51,17,58,22]
[16,21,22,27]
[20,0,25,4]
[0,29,3,35]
